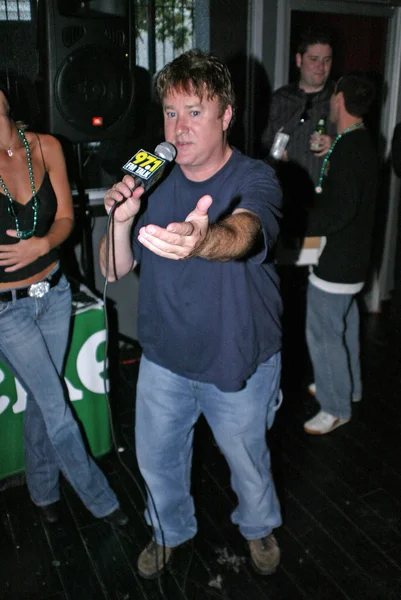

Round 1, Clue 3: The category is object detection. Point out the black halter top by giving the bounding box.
[0,171,59,284]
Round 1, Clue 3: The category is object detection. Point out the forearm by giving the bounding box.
[99,220,136,280]
[192,211,262,261]
[39,217,74,255]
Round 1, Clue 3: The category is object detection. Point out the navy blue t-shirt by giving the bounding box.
[133,147,283,391]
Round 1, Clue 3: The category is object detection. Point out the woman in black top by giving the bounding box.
[0,85,126,525]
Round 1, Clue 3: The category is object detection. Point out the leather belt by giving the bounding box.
[0,269,63,303]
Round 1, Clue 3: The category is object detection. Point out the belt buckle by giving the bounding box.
[28,281,50,298]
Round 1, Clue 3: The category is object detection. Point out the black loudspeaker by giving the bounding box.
[38,0,135,142]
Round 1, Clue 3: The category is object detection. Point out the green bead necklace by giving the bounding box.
[315,122,365,194]
[0,128,39,239]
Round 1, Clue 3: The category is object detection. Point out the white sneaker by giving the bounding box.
[308,383,362,403]
[304,410,349,435]
[308,383,317,396]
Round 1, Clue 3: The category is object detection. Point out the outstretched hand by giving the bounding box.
[137,194,213,259]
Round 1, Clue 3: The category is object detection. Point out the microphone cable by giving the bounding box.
[100,198,232,600]
[101,199,173,600]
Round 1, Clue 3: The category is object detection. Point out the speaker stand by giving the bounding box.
[74,142,95,290]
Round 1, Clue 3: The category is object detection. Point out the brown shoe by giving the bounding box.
[248,533,280,575]
[137,540,175,579]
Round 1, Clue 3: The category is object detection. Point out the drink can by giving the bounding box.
[270,131,290,160]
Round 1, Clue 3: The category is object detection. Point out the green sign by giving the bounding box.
[0,299,112,480]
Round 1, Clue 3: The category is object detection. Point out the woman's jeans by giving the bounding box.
[306,282,362,420]
[135,353,282,547]
[0,273,119,517]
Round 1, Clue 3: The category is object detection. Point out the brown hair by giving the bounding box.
[335,73,376,117]
[156,49,236,128]
[297,27,334,56]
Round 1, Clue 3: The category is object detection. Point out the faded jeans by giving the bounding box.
[135,353,282,547]
[0,271,119,517]
[306,282,362,420]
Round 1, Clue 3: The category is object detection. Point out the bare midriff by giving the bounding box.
[0,261,58,290]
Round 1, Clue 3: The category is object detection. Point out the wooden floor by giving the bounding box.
[1,306,401,599]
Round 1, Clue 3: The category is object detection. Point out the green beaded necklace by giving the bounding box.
[315,122,365,194]
[0,128,39,239]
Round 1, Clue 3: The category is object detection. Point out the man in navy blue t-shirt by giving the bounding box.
[100,49,283,579]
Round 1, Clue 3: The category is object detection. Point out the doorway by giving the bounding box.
[271,0,401,312]
[290,10,387,146]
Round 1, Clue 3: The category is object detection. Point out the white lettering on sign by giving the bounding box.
[13,379,27,414]
[0,329,109,415]
[0,368,27,415]
[65,378,84,402]
[76,330,109,394]
[0,367,10,415]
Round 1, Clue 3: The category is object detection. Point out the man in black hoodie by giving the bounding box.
[303,73,378,435]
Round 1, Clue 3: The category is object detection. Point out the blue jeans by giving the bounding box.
[0,272,119,517]
[135,353,282,547]
[306,282,362,420]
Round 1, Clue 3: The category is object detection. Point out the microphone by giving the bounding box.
[121,142,177,193]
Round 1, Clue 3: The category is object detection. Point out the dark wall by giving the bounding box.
[209,0,248,61]
[209,0,248,152]
[0,21,38,80]
[0,16,41,128]
[208,0,272,157]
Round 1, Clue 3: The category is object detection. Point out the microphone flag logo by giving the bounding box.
[122,149,166,182]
